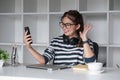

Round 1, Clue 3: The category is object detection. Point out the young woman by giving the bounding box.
[24,10,96,66]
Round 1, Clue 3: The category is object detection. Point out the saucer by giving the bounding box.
[88,69,104,74]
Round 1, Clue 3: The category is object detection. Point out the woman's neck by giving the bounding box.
[69,33,78,39]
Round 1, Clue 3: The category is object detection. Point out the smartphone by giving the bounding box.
[24,26,31,35]
[24,26,32,44]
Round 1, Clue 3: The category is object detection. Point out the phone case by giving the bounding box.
[24,26,31,35]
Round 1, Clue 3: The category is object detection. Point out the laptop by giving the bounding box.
[26,64,71,70]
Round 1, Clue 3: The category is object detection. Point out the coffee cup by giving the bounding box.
[87,62,103,72]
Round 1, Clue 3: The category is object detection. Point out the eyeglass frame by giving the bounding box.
[59,22,76,29]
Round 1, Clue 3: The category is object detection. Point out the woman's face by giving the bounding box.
[60,17,80,38]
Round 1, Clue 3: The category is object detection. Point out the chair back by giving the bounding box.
[93,42,99,61]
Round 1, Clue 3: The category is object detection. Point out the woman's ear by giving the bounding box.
[76,24,80,30]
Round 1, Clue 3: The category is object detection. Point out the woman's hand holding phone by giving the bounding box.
[24,26,33,45]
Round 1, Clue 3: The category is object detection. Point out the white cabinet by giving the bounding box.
[0,0,120,67]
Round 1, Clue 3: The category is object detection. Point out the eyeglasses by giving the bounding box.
[59,22,76,29]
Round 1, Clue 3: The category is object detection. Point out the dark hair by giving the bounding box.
[61,10,84,47]
[61,10,84,35]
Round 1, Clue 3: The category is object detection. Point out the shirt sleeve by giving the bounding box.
[84,39,96,63]
[42,40,55,64]
[84,55,96,63]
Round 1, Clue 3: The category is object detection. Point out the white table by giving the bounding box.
[0,65,120,80]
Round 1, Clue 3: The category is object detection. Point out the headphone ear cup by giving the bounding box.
[63,35,70,44]
[64,37,70,44]
[69,38,79,45]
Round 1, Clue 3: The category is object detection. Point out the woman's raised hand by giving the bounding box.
[23,31,32,48]
[79,24,92,41]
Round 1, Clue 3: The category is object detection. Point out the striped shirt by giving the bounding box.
[43,35,95,66]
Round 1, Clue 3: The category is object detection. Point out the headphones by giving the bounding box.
[63,34,80,45]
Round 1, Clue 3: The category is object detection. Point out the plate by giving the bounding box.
[88,69,104,74]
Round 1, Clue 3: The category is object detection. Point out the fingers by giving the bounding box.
[26,36,32,44]
[24,32,32,45]
[79,24,93,40]
[84,24,92,31]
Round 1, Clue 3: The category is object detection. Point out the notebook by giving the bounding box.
[72,64,88,71]
[26,64,71,70]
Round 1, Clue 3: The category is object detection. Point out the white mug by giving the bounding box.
[87,62,103,72]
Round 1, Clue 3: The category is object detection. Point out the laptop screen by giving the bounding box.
[26,64,71,70]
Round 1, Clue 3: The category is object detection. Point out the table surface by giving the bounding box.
[0,64,120,80]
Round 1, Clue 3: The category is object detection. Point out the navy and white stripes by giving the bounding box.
[43,35,95,66]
